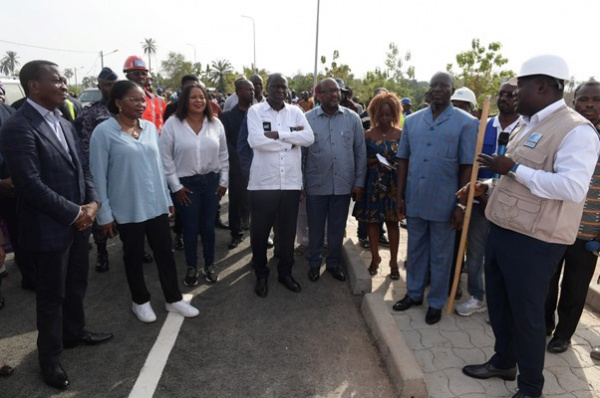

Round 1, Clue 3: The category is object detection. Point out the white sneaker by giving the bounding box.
[165,300,199,318]
[456,296,486,317]
[132,301,157,323]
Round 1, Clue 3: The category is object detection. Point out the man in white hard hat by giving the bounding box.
[451,87,478,115]
[461,55,599,398]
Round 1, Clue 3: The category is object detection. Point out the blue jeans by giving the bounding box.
[464,203,490,301]
[406,216,455,310]
[305,194,351,270]
[177,173,219,268]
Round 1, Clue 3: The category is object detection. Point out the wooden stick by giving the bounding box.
[446,96,491,315]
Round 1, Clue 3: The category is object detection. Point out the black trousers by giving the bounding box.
[228,170,250,238]
[32,229,89,367]
[250,190,300,279]
[485,224,565,397]
[0,197,36,287]
[117,214,182,304]
[544,238,598,341]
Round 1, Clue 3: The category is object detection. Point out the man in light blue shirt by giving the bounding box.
[304,78,367,282]
[393,72,478,325]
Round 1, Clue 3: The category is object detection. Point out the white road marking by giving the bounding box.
[128,294,193,398]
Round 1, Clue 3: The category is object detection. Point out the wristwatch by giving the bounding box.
[508,162,520,178]
[455,203,466,212]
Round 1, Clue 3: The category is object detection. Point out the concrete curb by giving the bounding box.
[361,293,428,398]
[342,238,372,295]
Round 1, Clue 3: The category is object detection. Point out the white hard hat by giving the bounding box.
[508,54,570,85]
[451,87,477,108]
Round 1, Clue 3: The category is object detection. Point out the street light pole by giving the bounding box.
[185,43,197,64]
[313,0,321,94]
[100,49,119,68]
[241,15,256,71]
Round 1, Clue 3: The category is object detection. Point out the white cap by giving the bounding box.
[508,54,570,85]
[451,87,477,107]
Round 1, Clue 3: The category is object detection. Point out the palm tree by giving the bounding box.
[0,51,20,76]
[209,59,233,93]
[64,69,74,85]
[141,38,158,73]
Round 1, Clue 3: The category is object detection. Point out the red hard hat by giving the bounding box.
[123,55,148,73]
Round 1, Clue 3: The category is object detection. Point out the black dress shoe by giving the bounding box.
[95,250,109,273]
[0,363,14,376]
[143,251,153,264]
[41,362,69,390]
[392,294,422,311]
[425,307,442,324]
[63,330,114,348]
[462,360,517,381]
[215,218,229,229]
[278,275,301,293]
[327,267,346,282]
[308,267,320,282]
[228,236,243,249]
[255,278,268,298]
[547,336,570,354]
[173,235,184,251]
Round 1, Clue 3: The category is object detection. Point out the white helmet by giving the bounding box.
[451,87,477,108]
[508,54,570,85]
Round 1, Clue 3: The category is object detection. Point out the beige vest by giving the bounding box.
[485,105,594,244]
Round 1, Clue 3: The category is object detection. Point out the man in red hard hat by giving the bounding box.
[123,55,163,131]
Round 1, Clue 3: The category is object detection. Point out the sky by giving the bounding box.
[1,0,598,88]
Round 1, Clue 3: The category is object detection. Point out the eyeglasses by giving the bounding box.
[125,97,146,105]
[129,71,148,77]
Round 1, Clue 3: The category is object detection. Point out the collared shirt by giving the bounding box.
[304,105,366,195]
[90,117,172,225]
[160,116,229,192]
[222,93,264,112]
[397,104,478,221]
[27,98,69,154]
[509,99,600,202]
[246,101,314,190]
[492,115,520,141]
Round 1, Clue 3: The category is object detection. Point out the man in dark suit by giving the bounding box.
[0,60,113,390]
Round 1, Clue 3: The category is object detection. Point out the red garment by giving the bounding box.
[142,90,164,132]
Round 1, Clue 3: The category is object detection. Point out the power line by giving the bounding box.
[0,39,97,54]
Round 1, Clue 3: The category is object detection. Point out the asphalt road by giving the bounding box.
[0,200,395,398]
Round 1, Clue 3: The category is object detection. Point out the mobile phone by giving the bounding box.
[263,121,271,131]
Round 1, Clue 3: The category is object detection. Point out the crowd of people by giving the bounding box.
[0,52,599,398]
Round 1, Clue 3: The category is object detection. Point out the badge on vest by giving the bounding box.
[524,132,543,148]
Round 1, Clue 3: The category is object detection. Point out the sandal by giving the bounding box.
[368,256,381,276]
[390,265,400,280]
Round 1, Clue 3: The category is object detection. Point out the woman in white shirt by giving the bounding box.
[161,83,229,287]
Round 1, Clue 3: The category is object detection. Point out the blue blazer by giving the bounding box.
[0,101,98,251]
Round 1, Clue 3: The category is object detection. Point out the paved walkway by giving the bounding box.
[345,213,600,397]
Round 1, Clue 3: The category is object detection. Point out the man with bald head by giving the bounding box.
[246,73,314,297]
[303,78,366,282]
[393,71,478,325]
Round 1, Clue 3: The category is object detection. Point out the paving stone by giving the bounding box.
[413,348,436,373]
[452,347,487,366]
[420,328,451,349]
[463,326,495,348]
[444,367,486,397]
[440,329,474,349]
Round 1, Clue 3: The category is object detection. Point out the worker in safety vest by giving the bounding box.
[123,55,163,131]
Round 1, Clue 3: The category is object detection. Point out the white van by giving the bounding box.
[0,77,25,106]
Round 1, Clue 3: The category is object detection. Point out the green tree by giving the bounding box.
[141,38,158,73]
[320,50,353,83]
[446,38,515,108]
[209,59,234,93]
[0,51,20,76]
[64,68,74,85]
[160,52,193,90]
[81,76,98,89]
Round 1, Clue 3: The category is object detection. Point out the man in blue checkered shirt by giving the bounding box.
[393,71,478,325]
